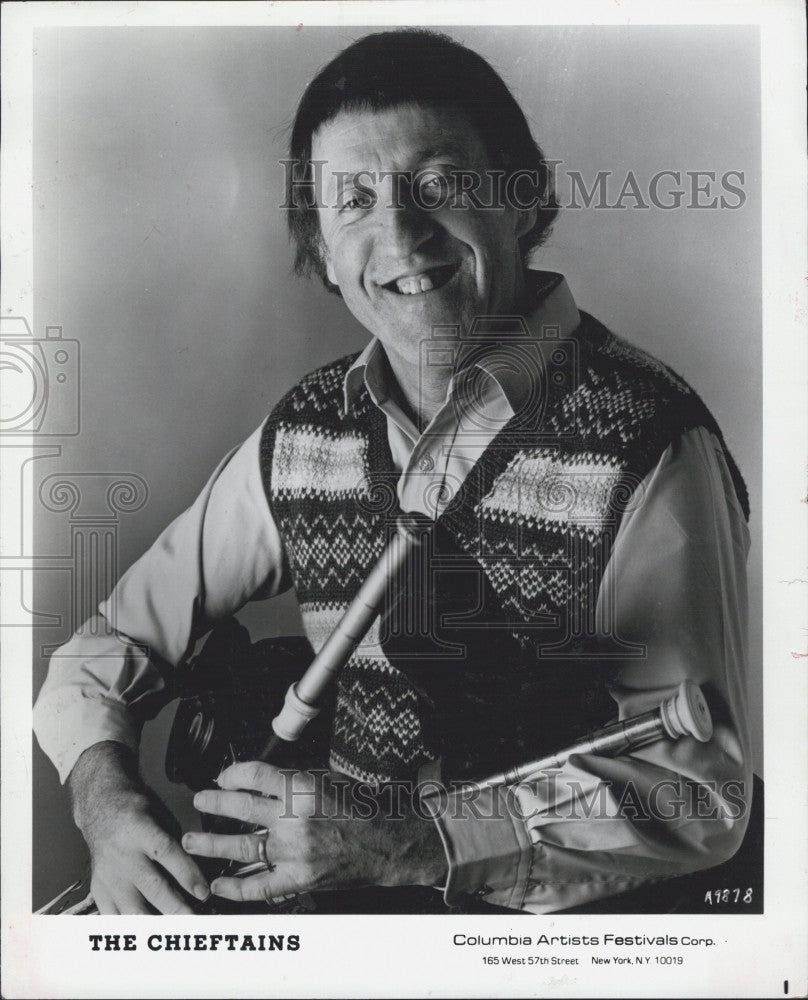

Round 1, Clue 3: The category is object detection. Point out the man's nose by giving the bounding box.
[377,181,436,257]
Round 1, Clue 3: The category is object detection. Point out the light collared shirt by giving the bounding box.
[33,274,752,913]
[342,271,582,518]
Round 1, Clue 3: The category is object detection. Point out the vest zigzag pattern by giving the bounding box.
[260,314,748,784]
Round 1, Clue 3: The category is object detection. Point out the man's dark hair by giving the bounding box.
[286,29,560,294]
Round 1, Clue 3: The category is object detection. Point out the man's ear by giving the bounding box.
[325,255,338,287]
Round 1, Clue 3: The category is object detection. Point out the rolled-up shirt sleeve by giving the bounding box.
[33,420,289,783]
[420,426,753,912]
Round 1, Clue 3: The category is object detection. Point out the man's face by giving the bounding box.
[312,104,536,373]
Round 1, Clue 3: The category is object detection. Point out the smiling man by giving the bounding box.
[312,102,534,418]
[34,29,754,915]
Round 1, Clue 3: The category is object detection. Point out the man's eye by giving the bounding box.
[415,170,454,203]
[339,192,373,213]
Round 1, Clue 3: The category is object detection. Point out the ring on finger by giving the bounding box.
[256,836,276,873]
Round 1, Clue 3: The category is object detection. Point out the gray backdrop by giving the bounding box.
[31,25,761,907]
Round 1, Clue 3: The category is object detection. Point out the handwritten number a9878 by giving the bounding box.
[704,888,753,904]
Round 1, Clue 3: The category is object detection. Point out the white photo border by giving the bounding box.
[2,2,806,997]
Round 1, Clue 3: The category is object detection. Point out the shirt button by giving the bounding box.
[418,455,434,472]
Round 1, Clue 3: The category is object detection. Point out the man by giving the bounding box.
[34,29,752,915]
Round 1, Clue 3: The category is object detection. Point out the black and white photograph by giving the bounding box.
[2,1,806,997]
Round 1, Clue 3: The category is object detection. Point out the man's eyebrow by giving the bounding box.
[411,144,470,164]
[330,147,469,181]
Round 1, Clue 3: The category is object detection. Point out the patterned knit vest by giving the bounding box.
[260,313,748,785]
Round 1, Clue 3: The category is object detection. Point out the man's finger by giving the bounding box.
[209,869,301,903]
[194,788,278,826]
[135,862,196,915]
[138,826,210,903]
[91,884,118,915]
[216,760,291,797]
[182,830,267,864]
[115,886,153,915]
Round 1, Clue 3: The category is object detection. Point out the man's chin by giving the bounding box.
[372,289,482,333]
[376,309,479,350]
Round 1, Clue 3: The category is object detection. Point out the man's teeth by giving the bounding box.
[395,273,435,295]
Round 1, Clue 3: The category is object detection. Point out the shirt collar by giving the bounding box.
[342,269,581,416]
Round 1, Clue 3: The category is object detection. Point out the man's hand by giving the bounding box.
[69,742,210,914]
[185,762,448,903]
